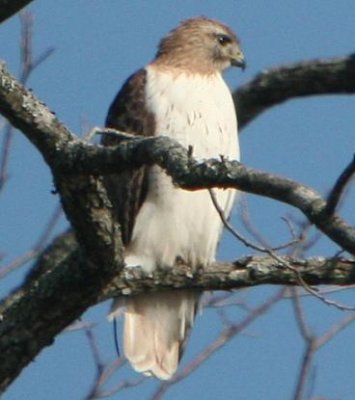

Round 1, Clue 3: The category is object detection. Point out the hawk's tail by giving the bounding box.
[117,290,200,380]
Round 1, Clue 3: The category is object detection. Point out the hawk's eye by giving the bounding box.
[216,33,232,46]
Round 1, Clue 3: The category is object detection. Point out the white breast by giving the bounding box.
[125,66,240,272]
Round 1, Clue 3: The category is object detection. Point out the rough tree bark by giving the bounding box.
[0,52,354,393]
[235,55,355,129]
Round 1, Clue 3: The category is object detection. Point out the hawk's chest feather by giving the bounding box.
[124,66,239,270]
[145,65,239,160]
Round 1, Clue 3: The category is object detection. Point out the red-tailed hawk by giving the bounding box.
[103,17,245,380]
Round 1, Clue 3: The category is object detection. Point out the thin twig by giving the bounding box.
[211,190,355,312]
[291,291,355,400]
[239,195,275,249]
[291,288,316,400]
[0,12,33,190]
[240,196,301,251]
[19,11,33,82]
[0,124,13,191]
[0,11,54,191]
[0,203,62,279]
[293,338,316,400]
[95,357,127,391]
[95,376,147,399]
[203,292,251,312]
[84,326,105,400]
[291,287,313,341]
[282,214,321,257]
[84,327,143,399]
[0,250,37,280]
[315,312,355,349]
[213,191,299,253]
[150,288,286,400]
[208,189,274,252]
[288,264,355,312]
[32,203,63,251]
[325,154,355,215]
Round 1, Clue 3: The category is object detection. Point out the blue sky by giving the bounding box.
[1,1,355,399]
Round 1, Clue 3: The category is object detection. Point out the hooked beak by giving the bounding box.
[231,49,246,70]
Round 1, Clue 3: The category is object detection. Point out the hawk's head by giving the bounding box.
[155,17,245,73]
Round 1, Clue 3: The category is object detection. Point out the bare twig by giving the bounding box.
[0,124,13,191]
[150,288,286,400]
[277,252,355,312]
[209,189,298,253]
[239,195,275,248]
[293,310,355,400]
[210,190,354,311]
[203,292,251,312]
[0,0,33,24]
[325,154,355,215]
[0,250,37,280]
[19,11,33,82]
[235,55,355,129]
[0,203,62,279]
[83,325,146,400]
[316,312,355,348]
[0,11,54,191]
[208,189,267,252]
[291,288,355,400]
[82,330,142,399]
[239,196,301,251]
[293,338,316,400]
[282,214,321,256]
[84,326,105,400]
[33,203,63,250]
[95,375,147,399]
[291,288,317,400]
[291,288,313,341]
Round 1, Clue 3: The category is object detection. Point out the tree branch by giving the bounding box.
[1,54,355,392]
[325,154,355,215]
[235,55,355,129]
[0,61,125,272]
[0,238,354,391]
[103,256,355,299]
[0,0,34,24]
[42,129,355,255]
[1,60,354,253]
[0,63,126,391]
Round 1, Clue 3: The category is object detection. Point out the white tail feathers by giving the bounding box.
[115,290,199,380]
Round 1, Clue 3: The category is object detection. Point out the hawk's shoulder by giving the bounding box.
[104,68,156,140]
[102,69,154,245]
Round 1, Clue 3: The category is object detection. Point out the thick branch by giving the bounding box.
[52,133,355,255]
[235,55,355,129]
[1,61,354,253]
[0,62,126,391]
[0,62,74,159]
[102,257,355,299]
[0,63,124,273]
[0,234,354,392]
[0,55,355,391]
[0,229,122,392]
[0,0,33,24]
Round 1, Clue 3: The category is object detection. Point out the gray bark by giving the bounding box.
[0,54,354,391]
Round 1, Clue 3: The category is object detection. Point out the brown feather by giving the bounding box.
[102,69,155,244]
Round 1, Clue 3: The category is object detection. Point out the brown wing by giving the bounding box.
[102,69,156,245]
